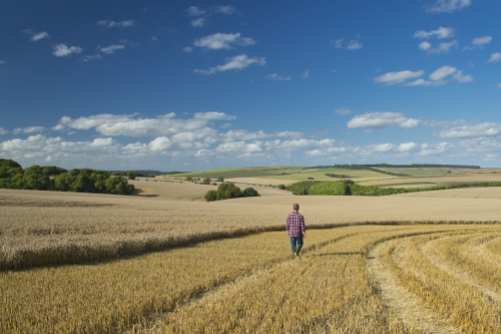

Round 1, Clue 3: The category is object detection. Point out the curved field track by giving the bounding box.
[4,224,501,333]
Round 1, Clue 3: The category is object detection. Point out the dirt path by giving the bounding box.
[367,239,458,334]
[420,236,501,304]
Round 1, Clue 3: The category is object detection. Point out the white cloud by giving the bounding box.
[80,54,102,62]
[487,52,501,63]
[438,123,501,138]
[194,33,255,50]
[12,126,45,135]
[472,36,492,46]
[335,108,351,115]
[425,0,471,13]
[419,41,432,50]
[23,29,50,42]
[99,44,125,54]
[373,143,396,152]
[334,39,363,50]
[90,138,114,147]
[428,40,458,54]
[498,83,501,88]
[413,27,454,39]
[214,6,237,14]
[97,20,136,28]
[347,40,363,50]
[0,61,6,65]
[194,54,265,75]
[31,31,49,42]
[52,44,83,57]
[302,70,310,79]
[405,78,433,86]
[0,127,8,135]
[374,70,424,85]
[191,18,206,27]
[430,65,457,81]
[397,142,419,152]
[453,70,473,83]
[183,46,193,53]
[194,111,236,120]
[186,6,206,16]
[428,66,472,84]
[53,112,238,138]
[347,112,421,129]
[266,73,292,81]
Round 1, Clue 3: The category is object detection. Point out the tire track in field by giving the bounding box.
[367,238,458,334]
[126,232,359,333]
[420,235,501,304]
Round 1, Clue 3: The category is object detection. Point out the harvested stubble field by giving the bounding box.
[4,184,501,333]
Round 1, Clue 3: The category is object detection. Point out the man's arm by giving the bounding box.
[301,215,306,236]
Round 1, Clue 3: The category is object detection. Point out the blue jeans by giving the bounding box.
[290,236,304,255]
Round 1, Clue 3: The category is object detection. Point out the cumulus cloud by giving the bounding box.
[333,39,363,50]
[472,36,492,47]
[413,27,454,39]
[487,52,501,63]
[335,108,351,115]
[426,40,458,54]
[194,33,255,50]
[191,18,206,27]
[302,70,310,79]
[266,73,292,81]
[80,54,102,62]
[378,66,471,86]
[97,20,136,28]
[0,127,8,135]
[374,70,424,85]
[12,126,45,135]
[438,123,501,138]
[214,6,237,14]
[347,112,421,129]
[186,6,206,16]
[183,46,193,53]
[194,54,266,75]
[52,44,83,57]
[430,65,457,81]
[425,0,471,13]
[419,41,432,50]
[99,44,125,54]
[22,29,50,42]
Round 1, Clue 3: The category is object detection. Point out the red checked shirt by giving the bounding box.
[286,211,306,237]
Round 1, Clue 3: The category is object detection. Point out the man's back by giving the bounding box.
[286,211,305,237]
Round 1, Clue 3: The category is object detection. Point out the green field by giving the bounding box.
[162,167,304,179]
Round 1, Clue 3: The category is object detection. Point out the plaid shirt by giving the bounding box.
[286,211,305,237]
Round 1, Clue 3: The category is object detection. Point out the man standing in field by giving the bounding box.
[286,203,306,258]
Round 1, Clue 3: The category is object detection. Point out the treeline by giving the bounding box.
[205,182,260,201]
[0,159,134,195]
[286,180,501,197]
[308,163,481,169]
[324,173,352,179]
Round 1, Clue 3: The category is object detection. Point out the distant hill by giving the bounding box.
[110,170,188,176]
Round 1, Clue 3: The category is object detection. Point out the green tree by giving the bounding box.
[217,176,224,182]
[22,165,51,190]
[242,187,260,197]
[205,190,218,202]
[127,171,138,180]
[201,177,211,185]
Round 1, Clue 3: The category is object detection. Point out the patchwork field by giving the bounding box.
[3,172,501,333]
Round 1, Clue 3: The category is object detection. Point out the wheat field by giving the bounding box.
[3,182,501,333]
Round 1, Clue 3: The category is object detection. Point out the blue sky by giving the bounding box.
[1,0,501,171]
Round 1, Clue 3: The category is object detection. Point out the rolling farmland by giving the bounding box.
[4,168,501,333]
